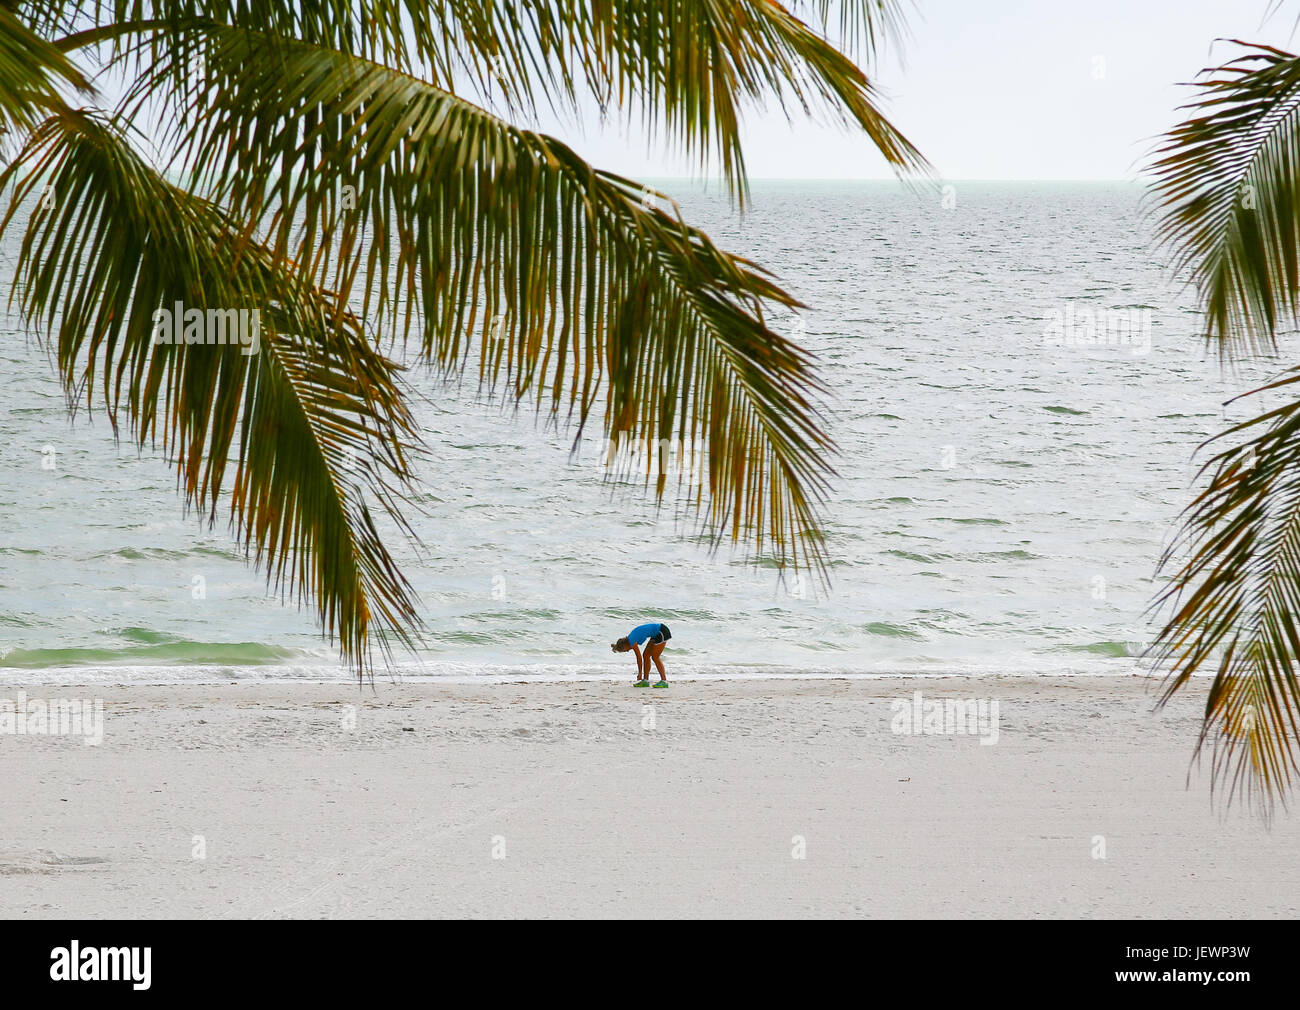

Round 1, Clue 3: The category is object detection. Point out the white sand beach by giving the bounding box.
[1,674,1297,919]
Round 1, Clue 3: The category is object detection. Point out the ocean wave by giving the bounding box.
[0,641,304,668]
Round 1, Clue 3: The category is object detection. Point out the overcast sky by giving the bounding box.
[525,0,1300,181]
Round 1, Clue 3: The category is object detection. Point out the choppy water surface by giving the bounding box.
[0,181,1282,681]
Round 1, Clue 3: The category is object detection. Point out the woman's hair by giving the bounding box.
[611,637,630,653]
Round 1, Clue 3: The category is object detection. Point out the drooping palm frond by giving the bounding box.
[122,26,838,574]
[1149,42,1300,356]
[1147,40,1300,813]
[70,0,928,201]
[412,0,931,195]
[1149,371,1300,818]
[0,108,423,674]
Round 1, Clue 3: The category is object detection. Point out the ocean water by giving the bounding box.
[0,181,1281,682]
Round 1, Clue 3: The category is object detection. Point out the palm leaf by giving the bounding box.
[796,1,914,63]
[1149,42,1300,355]
[0,107,423,674]
[1149,371,1300,818]
[138,27,838,574]
[419,0,932,196]
[66,1,928,201]
[0,6,90,134]
[1146,40,1300,814]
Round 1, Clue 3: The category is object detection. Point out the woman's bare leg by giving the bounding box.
[647,641,667,680]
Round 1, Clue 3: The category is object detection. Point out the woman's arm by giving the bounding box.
[631,643,644,677]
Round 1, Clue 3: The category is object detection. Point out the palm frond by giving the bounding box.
[140,27,836,574]
[0,6,90,134]
[64,1,928,199]
[1149,370,1300,818]
[1149,41,1300,356]
[418,0,932,194]
[0,107,423,674]
[1147,39,1300,814]
[795,1,914,63]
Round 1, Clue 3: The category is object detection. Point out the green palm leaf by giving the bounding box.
[1149,371,1300,818]
[1149,42,1300,355]
[0,6,89,132]
[798,1,913,61]
[71,1,928,201]
[141,27,838,573]
[1148,41,1300,813]
[419,0,931,195]
[1,108,423,674]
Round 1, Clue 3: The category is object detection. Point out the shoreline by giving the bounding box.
[0,662,1163,687]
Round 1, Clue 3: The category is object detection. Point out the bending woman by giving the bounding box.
[611,622,672,688]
